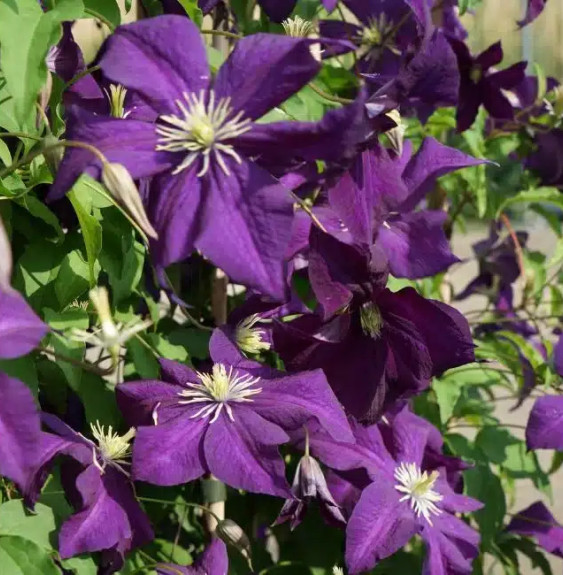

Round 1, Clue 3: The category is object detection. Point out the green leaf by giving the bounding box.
[177,0,203,25]
[0,139,12,167]
[0,0,84,129]
[14,195,63,243]
[44,307,89,331]
[55,249,92,309]
[68,188,103,287]
[475,427,519,465]
[432,378,463,424]
[60,556,98,575]
[83,0,121,29]
[0,501,56,550]
[549,237,563,267]
[0,536,59,575]
[0,356,39,395]
[127,337,160,379]
[496,187,563,217]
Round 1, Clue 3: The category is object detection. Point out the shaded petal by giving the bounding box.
[0,375,41,491]
[146,169,204,269]
[0,289,48,358]
[456,79,482,133]
[526,395,563,450]
[475,41,503,70]
[259,0,297,22]
[421,514,480,575]
[99,15,210,114]
[554,335,563,377]
[378,211,459,279]
[253,369,354,442]
[160,358,199,385]
[346,479,418,573]
[489,61,527,90]
[401,137,486,211]
[481,80,515,120]
[49,107,173,200]
[204,407,291,497]
[209,327,262,370]
[507,501,563,557]
[318,20,361,58]
[518,0,548,27]
[132,413,207,485]
[46,22,84,83]
[383,407,433,466]
[157,538,228,574]
[195,159,293,300]
[214,34,320,120]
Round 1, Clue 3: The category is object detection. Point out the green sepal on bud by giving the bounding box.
[101,162,158,240]
[216,519,253,570]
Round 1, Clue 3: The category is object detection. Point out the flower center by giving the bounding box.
[105,84,128,118]
[394,462,443,525]
[359,302,383,338]
[470,65,483,84]
[361,15,394,47]
[178,363,262,423]
[282,16,314,37]
[90,421,135,474]
[155,90,252,178]
[235,314,271,355]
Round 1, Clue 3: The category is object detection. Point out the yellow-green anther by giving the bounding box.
[470,66,482,84]
[107,84,128,118]
[360,302,383,338]
[235,314,271,355]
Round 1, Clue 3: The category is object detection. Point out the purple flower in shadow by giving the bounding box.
[25,414,153,572]
[116,328,353,497]
[157,537,228,574]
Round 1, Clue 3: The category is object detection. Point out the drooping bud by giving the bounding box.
[235,314,271,355]
[101,162,158,240]
[359,301,383,338]
[282,16,314,38]
[89,286,120,360]
[384,109,405,156]
[274,454,346,530]
[0,217,13,291]
[216,519,253,569]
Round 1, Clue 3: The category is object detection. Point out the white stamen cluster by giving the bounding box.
[361,15,395,47]
[156,90,252,177]
[104,84,129,118]
[178,363,262,423]
[235,314,271,355]
[282,16,314,37]
[394,462,443,525]
[90,421,135,474]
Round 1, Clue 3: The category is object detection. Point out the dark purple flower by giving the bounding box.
[0,220,48,359]
[157,538,228,574]
[274,232,475,420]
[527,129,563,188]
[526,395,563,450]
[50,16,363,300]
[299,408,481,574]
[46,22,84,83]
[448,40,527,132]
[518,0,548,27]
[26,414,153,570]
[273,453,346,530]
[0,374,41,493]
[507,501,563,557]
[116,328,353,497]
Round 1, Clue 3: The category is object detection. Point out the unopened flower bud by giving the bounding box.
[101,162,158,240]
[42,134,64,177]
[0,217,12,291]
[216,519,253,568]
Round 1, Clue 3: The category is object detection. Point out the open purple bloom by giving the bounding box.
[117,328,353,497]
[26,414,153,571]
[273,453,346,530]
[448,40,527,132]
[0,374,41,493]
[157,538,228,574]
[50,16,363,299]
[526,395,563,450]
[274,232,475,420]
[518,0,548,27]
[507,501,563,558]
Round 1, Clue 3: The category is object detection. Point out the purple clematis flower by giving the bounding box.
[273,453,346,530]
[298,408,481,575]
[526,395,563,450]
[527,129,563,188]
[518,0,548,27]
[46,22,84,83]
[157,538,228,574]
[274,231,475,420]
[193,0,338,21]
[0,219,48,359]
[448,39,527,132]
[116,328,353,497]
[50,16,363,300]
[0,374,41,493]
[26,414,153,572]
[507,501,563,558]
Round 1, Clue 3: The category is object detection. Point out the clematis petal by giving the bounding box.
[345,479,418,574]
[554,335,563,377]
[475,41,503,70]
[157,538,229,574]
[194,159,293,300]
[518,0,548,27]
[214,34,320,121]
[49,107,173,200]
[204,406,291,497]
[253,369,354,442]
[132,412,208,485]
[0,374,41,492]
[99,15,210,114]
[378,211,459,279]
[209,327,263,371]
[0,289,48,359]
[526,395,563,450]
[259,0,298,22]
